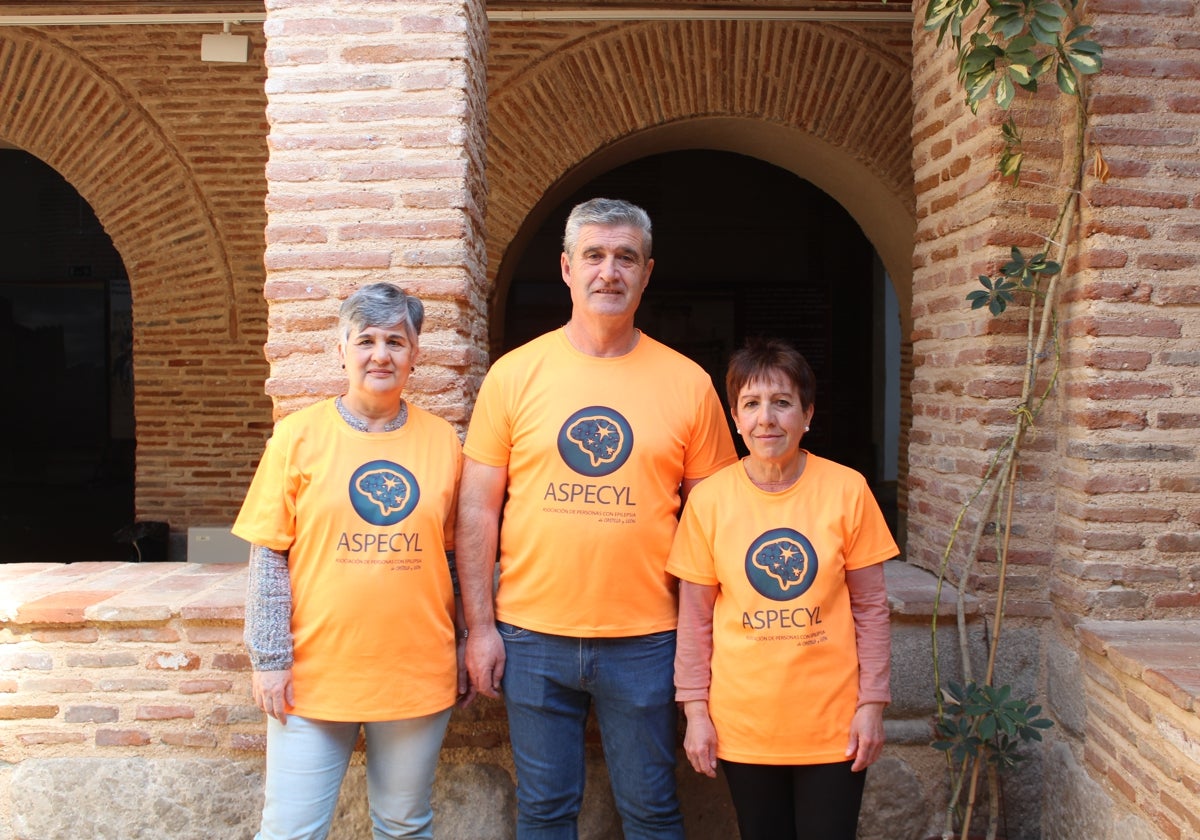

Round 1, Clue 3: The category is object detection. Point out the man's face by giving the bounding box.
[561,224,654,323]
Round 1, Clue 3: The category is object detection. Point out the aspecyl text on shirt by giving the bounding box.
[542,482,637,506]
[741,605,822,630]
[337,531,423,553]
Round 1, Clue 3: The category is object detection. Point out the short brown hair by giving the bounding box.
[725,337,816,410]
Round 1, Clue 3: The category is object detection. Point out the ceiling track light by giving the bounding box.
[201,20,250,63]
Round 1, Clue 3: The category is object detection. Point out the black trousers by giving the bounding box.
[720,759,866,840]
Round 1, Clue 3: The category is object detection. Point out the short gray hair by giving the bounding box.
[338,283,424,345]
[562,198,652,259]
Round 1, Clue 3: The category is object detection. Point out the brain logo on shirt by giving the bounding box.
[349,460,420,525]
[744,528,818,601]
[557,406,634,477]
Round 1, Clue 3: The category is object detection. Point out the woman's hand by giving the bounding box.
[455,633,477,707]
[252,669,294,724]
[682,700,719,778]
[846,701,886,771]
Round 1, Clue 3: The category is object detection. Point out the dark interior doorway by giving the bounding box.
[503,150,899,530]
[0,149,136,562]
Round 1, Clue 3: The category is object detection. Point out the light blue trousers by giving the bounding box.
[257,709,452,840]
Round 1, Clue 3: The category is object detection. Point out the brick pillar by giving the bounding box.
[906,13,1062,621]
[261,0,488,425]
[1053,0,1200,620]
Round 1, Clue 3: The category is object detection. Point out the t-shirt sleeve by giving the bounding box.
[666,495,720,586]
[843,474,900,571]
[443,430,463,553]
[232,426,297,552]
[462,368,513,468]
[682,384,737,481]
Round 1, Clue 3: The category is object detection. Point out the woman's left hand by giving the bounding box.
[455,634,477,707]
[845,702,886,771]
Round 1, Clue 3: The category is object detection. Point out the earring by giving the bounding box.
[735,428,742,435]
[805,426,810,432]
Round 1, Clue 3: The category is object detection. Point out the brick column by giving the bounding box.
[1052,0,1200,621]
[906,12,1063,620]
[261,0,488,425]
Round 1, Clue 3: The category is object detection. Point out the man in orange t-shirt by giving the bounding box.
[457,198,736,839]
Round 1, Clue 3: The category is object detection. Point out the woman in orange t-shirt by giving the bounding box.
[668,337,898,840]
[233,283,471,840]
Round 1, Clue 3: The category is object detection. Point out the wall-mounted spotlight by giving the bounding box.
[200,21,249,63]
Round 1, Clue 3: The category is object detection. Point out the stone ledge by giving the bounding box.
[2,560,955,626]
[0,563,247,626]
[1077,619,1200,713]
[884,559,979,619]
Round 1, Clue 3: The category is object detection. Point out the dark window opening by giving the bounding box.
[0,149,135,562]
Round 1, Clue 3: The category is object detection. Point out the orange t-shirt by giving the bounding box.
[233,399,461,722]
[463,329,737,636]
[666,454,898,764]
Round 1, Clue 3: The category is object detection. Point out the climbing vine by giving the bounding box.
[919,0,1104,838]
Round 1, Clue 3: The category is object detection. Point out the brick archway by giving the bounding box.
[0,30,240,336]
[485,19,915,319]
[484,19,916,535]
[0,27,271,531]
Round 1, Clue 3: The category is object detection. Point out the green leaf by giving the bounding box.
[1027,0,1065,19]
[1066,48,1103,75]
[1032,53,1056,78]
[1005,62,1034,86]
[993,11,1027,38]
[1057,62,1079,96]
[1029,15,1060,44]
[1001,116,1022,143]
[996,73,1016,108]
[1007,33,1039,56]
[999,150,1023,182]
[1032,0,1067,19]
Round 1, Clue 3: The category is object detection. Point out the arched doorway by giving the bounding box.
[0,148,136,562]
[501,150,900,530]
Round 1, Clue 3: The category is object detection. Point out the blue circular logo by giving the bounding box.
[349,460,420,525]
[744,528,818,601]
[556,406,634,477]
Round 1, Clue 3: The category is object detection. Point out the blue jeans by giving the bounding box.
[498,623,685,840]
[257,710,451,840]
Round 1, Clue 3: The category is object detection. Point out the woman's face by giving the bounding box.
[339,322,418,402]
[732,371,814,466]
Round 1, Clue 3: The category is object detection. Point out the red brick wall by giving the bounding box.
[908,0,1200,617]
[1076,621,1200,840]
[908,21,1057,621]
[908,0,1200,832]
[1055,0,1200,619]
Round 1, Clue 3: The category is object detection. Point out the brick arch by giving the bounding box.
[484,19,916,538]
[0,30,239,336]
[0,28,271,530]
[486,19,915,323]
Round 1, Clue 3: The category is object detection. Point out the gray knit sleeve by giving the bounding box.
[244,543,294,671]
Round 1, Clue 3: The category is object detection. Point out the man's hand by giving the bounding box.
[466,625,506,699]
